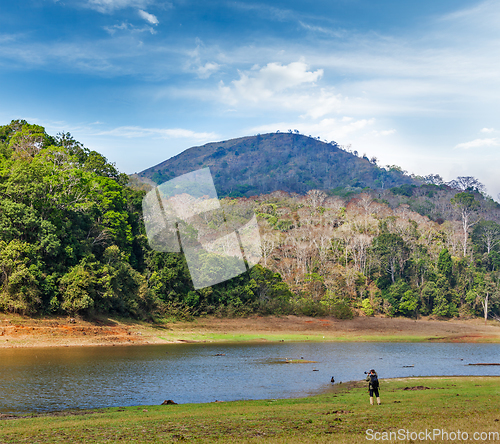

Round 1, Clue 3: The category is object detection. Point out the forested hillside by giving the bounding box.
[0,120,290,318]
[251,187,500,321]
[137,132,420,197]
[1,120,499,322]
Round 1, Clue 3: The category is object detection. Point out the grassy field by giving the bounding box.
[152,315,500,345]
[154,330,500,343]
[1,376,499,443]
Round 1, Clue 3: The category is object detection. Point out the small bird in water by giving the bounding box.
[331,376,335,383]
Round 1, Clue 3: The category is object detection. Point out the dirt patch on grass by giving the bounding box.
[0,409,105,421]
[401,386,432,391]
[0,314,498,348]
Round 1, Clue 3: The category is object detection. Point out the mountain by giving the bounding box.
[136,132,421,197]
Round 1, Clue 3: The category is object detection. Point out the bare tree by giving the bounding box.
[450,192,481,256]
[260,235,276,267]
[358,193,374,215]
[306,189,327,208]
[441,221,463,257]
[351,233,373,275]
[447,176,486,194]
[482,227,500,254]
[422,174,444,185]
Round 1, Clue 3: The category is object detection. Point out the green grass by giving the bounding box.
[156,330,498,343]
[1,377,499,443]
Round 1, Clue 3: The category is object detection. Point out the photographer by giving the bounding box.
[365,369,381,405]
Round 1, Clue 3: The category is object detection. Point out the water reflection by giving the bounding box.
[0,342,498,413]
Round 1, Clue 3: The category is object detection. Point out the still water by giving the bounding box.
[0,342,498,414]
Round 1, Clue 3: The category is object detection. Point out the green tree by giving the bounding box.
[374,233,409,284]
[399,289,419,317]
[7,121,54,157]
[430,274,458,318]
[0,240,42,314]
[437,248,453,283]
[59,262,96,316]
[361,298,374,316]
[420,281,437,315]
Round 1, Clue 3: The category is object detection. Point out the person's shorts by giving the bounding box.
[369,388,379,397]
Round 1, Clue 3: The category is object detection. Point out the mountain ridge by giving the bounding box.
[137,132,421,197]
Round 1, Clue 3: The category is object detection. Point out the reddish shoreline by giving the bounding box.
[0,314,499,348]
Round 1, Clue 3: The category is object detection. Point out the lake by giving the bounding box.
[0,342,498,414]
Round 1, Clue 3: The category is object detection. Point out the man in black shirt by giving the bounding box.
[366,369,381,405]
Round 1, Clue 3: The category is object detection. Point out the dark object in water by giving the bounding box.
[468,363,500,366]
[161,400,177,405]
[403,365,414,368]
[215,353,226,356]
[331,376,335,383]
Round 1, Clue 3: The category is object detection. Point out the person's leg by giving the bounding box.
[375,388,381,405]
[369,388,374,405]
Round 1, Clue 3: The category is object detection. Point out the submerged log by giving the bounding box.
[468,363,500,366]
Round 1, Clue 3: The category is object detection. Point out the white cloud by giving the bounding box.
[454,138,499,150]
[93,125,218,140]
[302,89,343,119]
[184,40,222,79]
[228,2,296,22]
[84,0,154,13]
[250,117,376,142]
[214,61,348,119]
[439,0,500,28]
[0,34,18,44]
[298,21,346,39]
[196,62,220,79]
[378,129,396,136]
[219,61,323,105]
[138,9,158,25]
[103,22,130,34]
[480,127,495,133]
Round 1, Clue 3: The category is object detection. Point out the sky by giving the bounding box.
[1,0,500,197]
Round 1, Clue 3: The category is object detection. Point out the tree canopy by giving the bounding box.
[0,120,292,318]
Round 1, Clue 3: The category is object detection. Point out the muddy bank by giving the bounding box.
[0,315,499,348]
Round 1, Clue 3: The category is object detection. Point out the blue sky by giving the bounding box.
[1,0,500,197]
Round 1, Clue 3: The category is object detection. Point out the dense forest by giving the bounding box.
[0,120,291,319]
[1,120,499,322]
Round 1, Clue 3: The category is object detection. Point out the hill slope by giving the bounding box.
[137,133,420,197]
